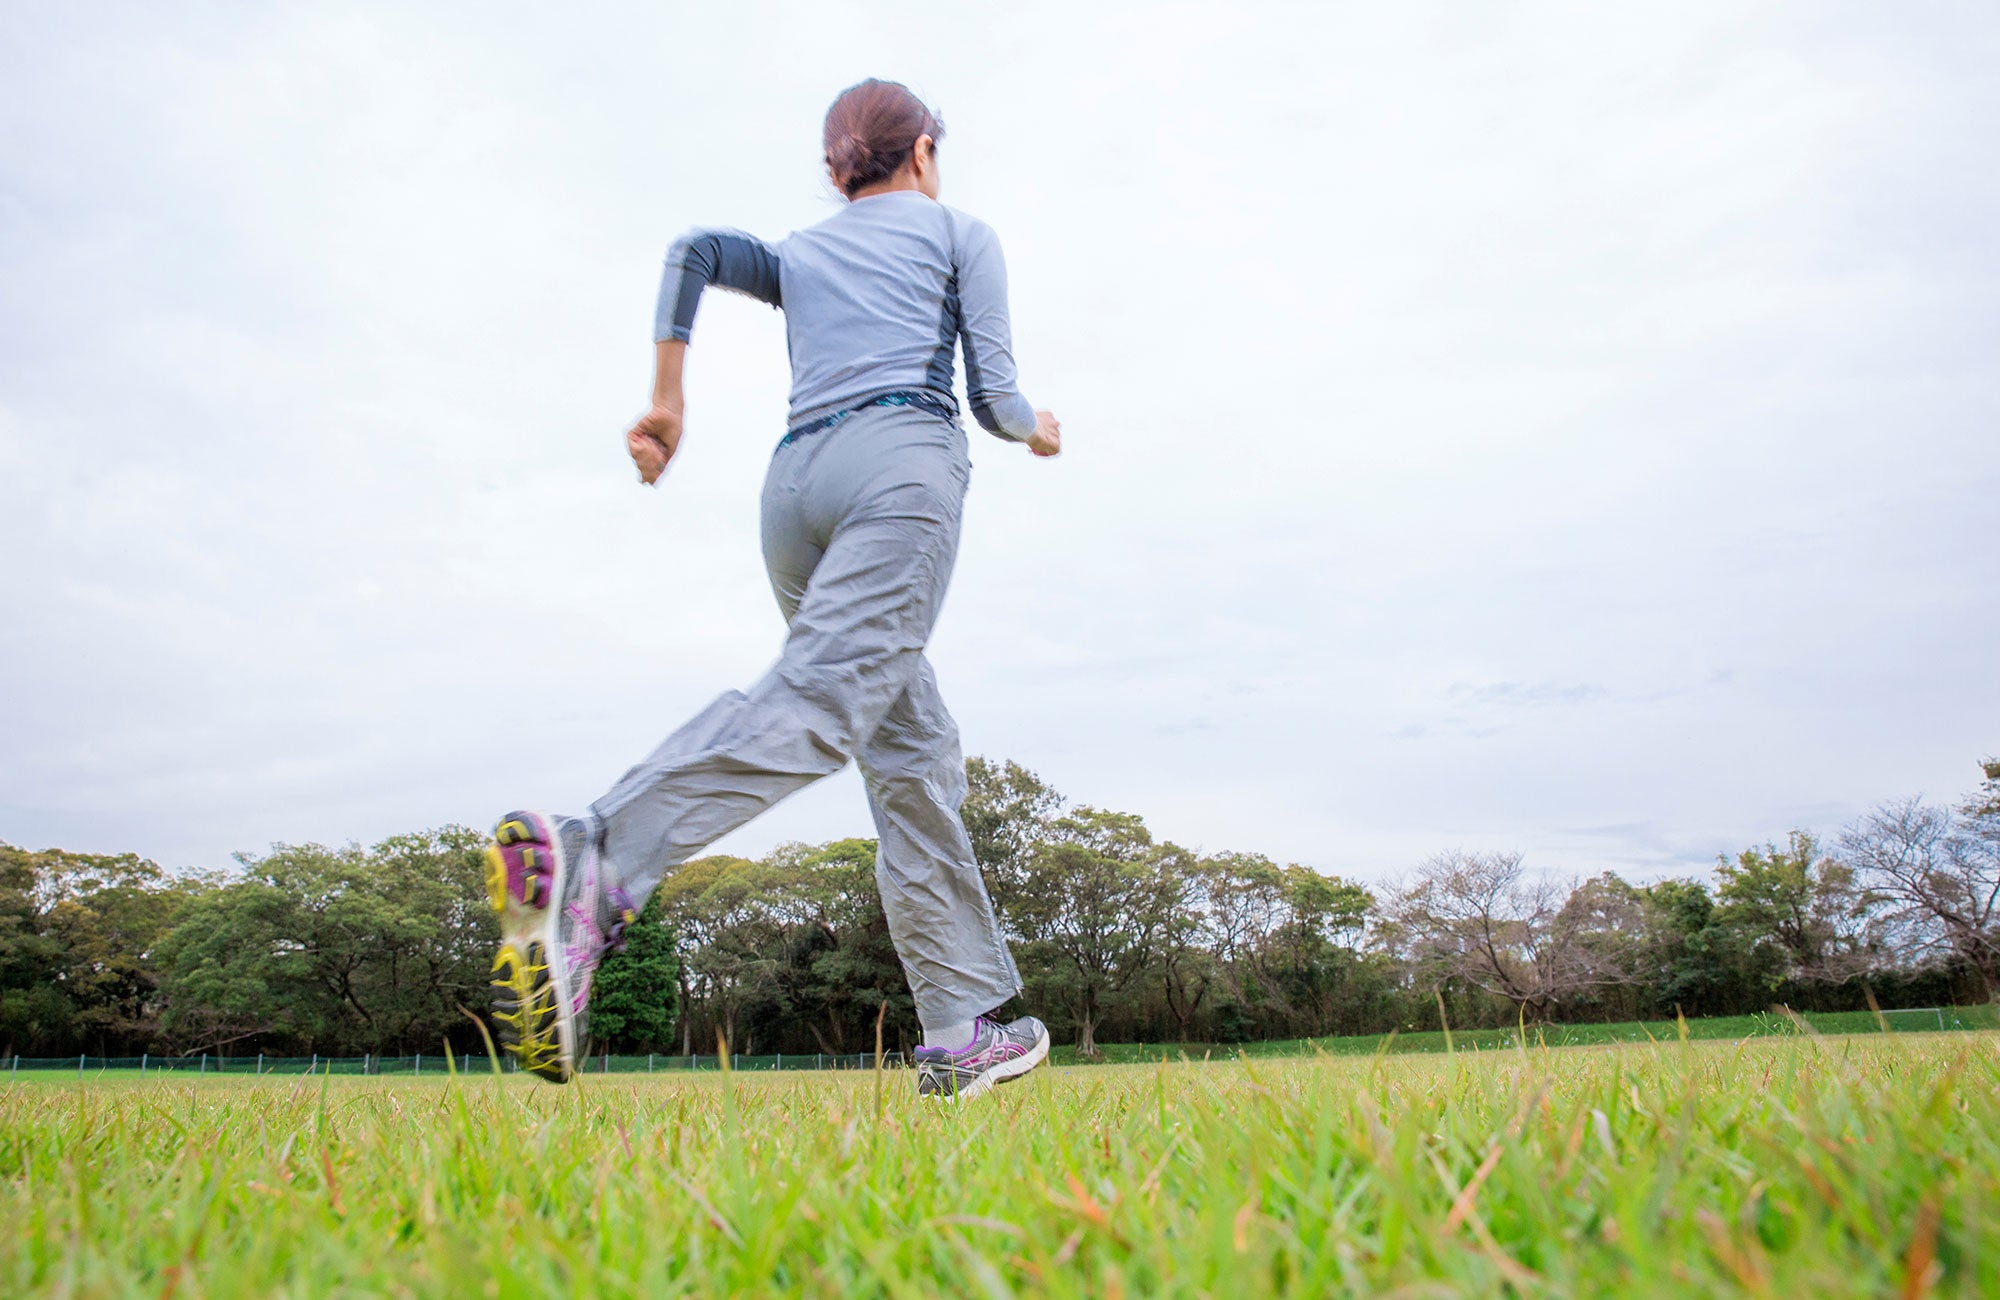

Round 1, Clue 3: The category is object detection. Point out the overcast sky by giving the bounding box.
[3,3,1994,888]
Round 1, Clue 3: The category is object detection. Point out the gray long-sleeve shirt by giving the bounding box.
[655,191,1038,441]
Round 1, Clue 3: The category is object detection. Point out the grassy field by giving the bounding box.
[1047,1003,2000,1065]
[4,1034,1995,1297]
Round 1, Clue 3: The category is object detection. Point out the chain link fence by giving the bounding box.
[6,1050,907,1078]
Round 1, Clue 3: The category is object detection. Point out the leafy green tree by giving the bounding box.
[0,845,68,1055]
[652,855,783,1053]
[1715,831,1870,989]
[1152,846,1213,1042]
[1266,866,1375,1036]
[39,850,198,1053]
[1188,853,1287,1040]
[0,844,199,1055]
[158,827,493,1055]
[369,826,496,1041]
[961,757,1064,922]
[590,890,681,1052]
[651,840,922,1058]
[1637,879,1762,1016]
[786,839,916,1055]
[1010,808,1169,1055]
[156,872,298,1052]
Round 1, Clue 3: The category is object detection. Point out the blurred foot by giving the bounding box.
[914,1015,1049,1102]
[484,811,635,1083]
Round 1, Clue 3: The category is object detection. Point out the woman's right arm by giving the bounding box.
[627,340,686,485]
[628,229,783,485]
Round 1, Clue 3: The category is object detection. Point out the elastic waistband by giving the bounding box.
[779,389,959,448]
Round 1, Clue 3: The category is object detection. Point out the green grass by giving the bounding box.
[1049,1003,2000,1065]
[4,1033,1996,1296]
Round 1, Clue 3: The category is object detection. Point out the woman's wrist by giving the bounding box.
[651,340,689,414]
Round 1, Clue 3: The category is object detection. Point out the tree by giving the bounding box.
[158,827,494,1055]
[1266,866,1377,1037]
[1637,879,1762,1017]
[1010,808,1170,1055]
[1715,831,1871,988]
[1840,794,2000,998]
[785,839,916,1055]
[590,890,681,1052]
[368,826,496,1039]
[0,843,200,1056]
[961,757,1064,922]
[158,873,302,1052]
[654,855,759,1053]
[1970,758,2000,818]
[37,850,196,1053]
[1386,851,1634,1022]
[1152,847,1213,1042]
[19,751,1997,1062]
[0,844,69,1056]
[1193,853,1290,1040]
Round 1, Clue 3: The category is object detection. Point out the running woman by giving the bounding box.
[484,80,1060,1102]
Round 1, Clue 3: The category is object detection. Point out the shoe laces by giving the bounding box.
[565,888,637,961]
[604,888,638,953]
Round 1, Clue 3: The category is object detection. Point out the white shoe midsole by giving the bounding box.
[499,817,576,1074]
[932,1026,1050,1103]
[989,1029,1050,1083]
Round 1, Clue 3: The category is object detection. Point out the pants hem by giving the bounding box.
[916,982,1025,1035]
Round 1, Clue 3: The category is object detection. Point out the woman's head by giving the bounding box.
[823,79,944,201]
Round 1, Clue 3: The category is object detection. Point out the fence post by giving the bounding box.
[141,1052,148,1075]
[648,1053,654,1073]
[201,1052,207,1075]
[602,1049,609,1075]
[364,1053,371,1076]
[257,1053,264,1075]
[776,1052,782,1071]
[415,1053,422,1076]
[311,1053,318,1075]
[79,1053,85,1078]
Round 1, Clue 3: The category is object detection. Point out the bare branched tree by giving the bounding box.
[1386,851,1637,1022]
[1839,796,2000,998]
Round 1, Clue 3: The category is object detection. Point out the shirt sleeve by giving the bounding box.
[654,228,782,343]
[953,216,1038,441]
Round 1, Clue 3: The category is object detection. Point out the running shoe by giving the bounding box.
[914,1015,1050,1102]
[484,811,635,1083]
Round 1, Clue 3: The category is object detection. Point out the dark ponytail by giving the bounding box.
[823,79,944,198]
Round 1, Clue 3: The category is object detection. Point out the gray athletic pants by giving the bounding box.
[589,402,1022,1031]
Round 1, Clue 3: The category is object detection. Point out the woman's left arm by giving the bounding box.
[954,216,1059,456]
[954,218,1036,441]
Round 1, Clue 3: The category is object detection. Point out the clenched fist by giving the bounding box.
[626,404,684,486]
[1026,410,1062,458]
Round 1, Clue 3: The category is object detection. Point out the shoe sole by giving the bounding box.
[485,811,578,1083]
[921,1024,1050,1103]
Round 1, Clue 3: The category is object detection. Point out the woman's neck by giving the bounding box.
[849,175,926,201]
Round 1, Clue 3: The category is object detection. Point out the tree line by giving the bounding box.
[2,756,1993,1060]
